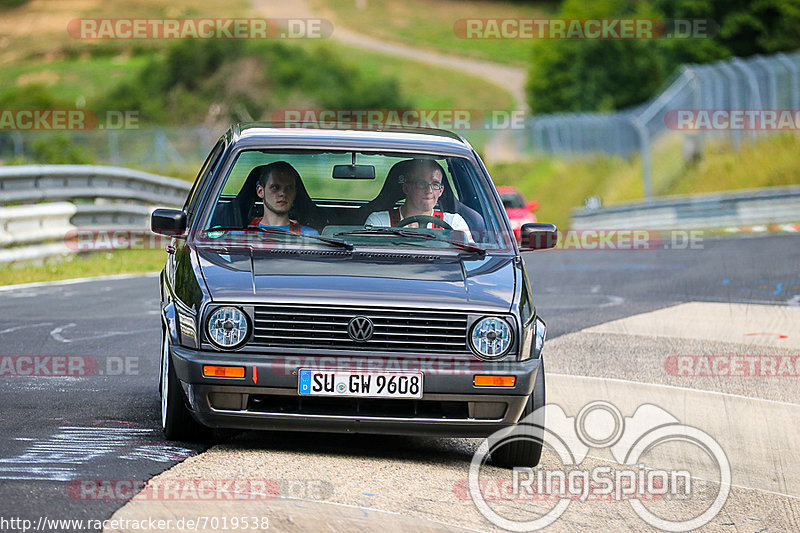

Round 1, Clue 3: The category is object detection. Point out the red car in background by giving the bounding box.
[497,186,538,242]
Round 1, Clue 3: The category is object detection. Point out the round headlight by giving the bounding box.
[470,317,513,359]
[207,307,249,349]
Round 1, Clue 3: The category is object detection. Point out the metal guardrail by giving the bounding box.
[0,165,190,205]
[0,202,77,247]
[0,165,189,264]
[571,186,800,230]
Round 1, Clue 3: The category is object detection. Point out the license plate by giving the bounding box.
[298,369,423,399]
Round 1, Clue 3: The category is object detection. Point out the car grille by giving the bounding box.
[247,395,474,419]
[252,304,469,354]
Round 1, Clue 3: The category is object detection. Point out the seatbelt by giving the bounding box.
[249,217,303,234]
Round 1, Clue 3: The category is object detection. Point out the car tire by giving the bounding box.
[490,360,545,468]
[161,330,208,441]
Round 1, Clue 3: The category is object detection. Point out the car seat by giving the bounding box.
[210,164,332,231]
[357,159,485,232]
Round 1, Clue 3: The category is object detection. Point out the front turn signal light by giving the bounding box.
[473,375,516,387]
[203,365,245,378]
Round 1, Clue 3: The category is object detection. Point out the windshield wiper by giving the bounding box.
[334,227,438,240]
[427,236,486,257]
[335,227,486,256]
[202,226,354,251]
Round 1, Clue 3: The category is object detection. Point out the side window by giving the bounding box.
[184,139,226,224]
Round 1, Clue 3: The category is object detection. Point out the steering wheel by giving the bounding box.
[396,215,453,230]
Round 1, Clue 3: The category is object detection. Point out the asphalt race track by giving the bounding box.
[0,233,798,532]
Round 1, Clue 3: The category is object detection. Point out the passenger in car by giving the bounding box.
[365,159,472,239]
[250,161,319,235]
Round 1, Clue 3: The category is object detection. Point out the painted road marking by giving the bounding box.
[0,427,195,481]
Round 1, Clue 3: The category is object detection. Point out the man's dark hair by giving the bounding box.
[256,161,300,188]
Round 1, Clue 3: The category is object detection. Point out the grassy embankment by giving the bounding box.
[488,133,800,231]
[308,0,553,66]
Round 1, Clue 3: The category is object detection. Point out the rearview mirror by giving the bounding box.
[332,164,375,179]
[151,208,186,237]
[520,223,557,251]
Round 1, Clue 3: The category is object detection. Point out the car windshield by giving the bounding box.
[199,149,515,251]
[500,193,526,209]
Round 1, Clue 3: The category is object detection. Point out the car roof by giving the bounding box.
[227,122,478,158]
[496,186,522,195]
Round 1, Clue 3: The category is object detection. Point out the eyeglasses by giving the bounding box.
[408,181,443,191]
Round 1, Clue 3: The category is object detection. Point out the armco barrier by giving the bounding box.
[0,165,190,206]
[0,202,77,247]
[572,186,800,230]
[0,165,190,264]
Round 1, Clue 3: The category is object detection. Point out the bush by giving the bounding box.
[28,135,94,164]
[103,40,412,124]
[0,0,30,8]
[0,83,63,109]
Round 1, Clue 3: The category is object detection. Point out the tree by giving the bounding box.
[527,0,800,113]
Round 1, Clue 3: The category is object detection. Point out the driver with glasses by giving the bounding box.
[365,159,471,238]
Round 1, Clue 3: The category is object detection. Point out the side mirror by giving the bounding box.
[151,208,186,237]
[526,200,539,212]
[520,223,557,251]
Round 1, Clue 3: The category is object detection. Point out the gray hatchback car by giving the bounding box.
[151,123,557,467]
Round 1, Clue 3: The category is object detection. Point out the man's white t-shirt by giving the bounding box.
[365,210,473,241]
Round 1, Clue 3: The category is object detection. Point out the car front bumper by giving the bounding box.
[170,345,542,437]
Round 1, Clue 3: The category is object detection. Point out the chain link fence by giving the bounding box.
[0,126,221,178]
[524,50,800,198]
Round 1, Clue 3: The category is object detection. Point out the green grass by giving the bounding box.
[0,249,165,286]
[488,133,800,231]
[319,42,515,112]
[309,0,554,66]
[670,134,800,194]
[1,55,151,105]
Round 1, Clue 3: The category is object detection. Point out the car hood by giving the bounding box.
[196,247,516,312]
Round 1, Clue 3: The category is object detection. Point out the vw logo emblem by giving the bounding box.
[347,316,374,342]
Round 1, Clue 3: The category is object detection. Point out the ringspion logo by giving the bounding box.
[468,401,730,531]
